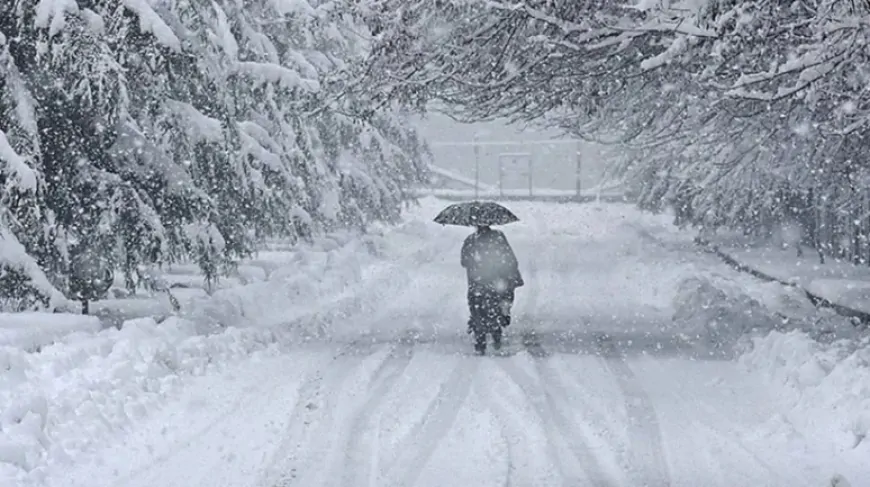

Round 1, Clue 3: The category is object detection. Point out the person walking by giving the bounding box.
[461,224,523,354]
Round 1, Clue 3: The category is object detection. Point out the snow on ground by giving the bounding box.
[0,313,101,351]
[3,197,867,487]
[706,232,870,315]
[739,330,870,485]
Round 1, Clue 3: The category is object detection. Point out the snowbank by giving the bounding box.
[0,221,438,352]
[0,317,284,484]
[671,268,860,346]
[671,274,782,349]
[179,218,454,335]
[0,314,101,351]
[496,200,713,328]
[739,331,870,479]
[702,235,870,318]
[671,269,869,484]
[806,279,870,316]
[0,205,451,485]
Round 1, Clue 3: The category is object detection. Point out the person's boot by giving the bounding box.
[473,330,487,355]
[491,328,502,351]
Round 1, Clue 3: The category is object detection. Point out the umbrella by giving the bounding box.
[433,201,519,227]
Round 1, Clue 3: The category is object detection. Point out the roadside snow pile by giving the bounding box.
[180,219,449,334]
[0,316,284,485]
[673,246,870,480]
[0,218,442,352]
[739,330,870,458]
[671,268,858,349]
[671,274,783,348]
[0,314,102,352]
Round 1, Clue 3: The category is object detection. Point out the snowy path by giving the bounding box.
[38,201,863,487]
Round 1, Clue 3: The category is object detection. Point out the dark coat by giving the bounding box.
[461,227,523,291]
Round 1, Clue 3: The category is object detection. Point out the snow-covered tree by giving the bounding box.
[0,0,428,310]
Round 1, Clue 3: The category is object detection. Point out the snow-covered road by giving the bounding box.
[29,199,867,487]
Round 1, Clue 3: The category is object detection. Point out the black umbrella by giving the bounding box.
[433,201,519,227]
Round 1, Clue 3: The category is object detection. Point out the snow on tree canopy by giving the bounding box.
[108,123,198,196]
[213,5,239,59]
[184,222,226,253]
[357,0,870,248]
[0,0,428,304]
[269,0,317,16]
[319,186,341,222]
[237,124,285,174]
[80,8,106,34]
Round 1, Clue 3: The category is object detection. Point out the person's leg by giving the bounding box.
[491,326,503,350]
[481,288,501,331]
[498,289,515,327]
[467,286,480,334]
[487,291,511,352]
[473,327,487,354]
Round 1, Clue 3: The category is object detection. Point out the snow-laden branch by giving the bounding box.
[0,227,68,310]
[0,130,38,192]
[120,0,181,50]
[236,61,321,92]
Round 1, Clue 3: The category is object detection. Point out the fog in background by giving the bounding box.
[412,112,612,192]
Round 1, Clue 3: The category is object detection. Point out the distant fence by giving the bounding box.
[410,185,628,204]
[422,138,625,203]
[426,139,613,197]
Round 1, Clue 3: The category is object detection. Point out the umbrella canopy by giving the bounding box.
[433,201,519,227]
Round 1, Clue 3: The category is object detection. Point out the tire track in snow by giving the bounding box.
[492,414,514,487]
[110,357,314,487]
[520,205,614,484]
[380,355,479,487]
[598,335,672,487]
[262,338,396,487]
[512,209,664,486]
[474,363,564,487]
[494,206,586,487]
[469,211,549,486]
[334,341,416,487]
[642,364,805,487]
[495,355,619,487]
[117,338,372,487]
